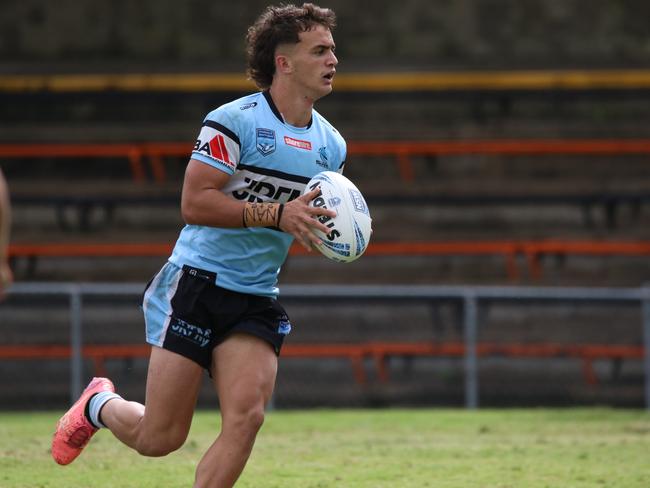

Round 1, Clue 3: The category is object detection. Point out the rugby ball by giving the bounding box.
[303,171,372,263]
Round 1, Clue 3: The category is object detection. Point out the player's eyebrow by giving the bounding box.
[313,43,336,52]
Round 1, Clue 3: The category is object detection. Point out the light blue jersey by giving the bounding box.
[169,91,346,297]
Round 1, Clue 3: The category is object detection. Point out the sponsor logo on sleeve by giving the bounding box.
[194,126,239,171]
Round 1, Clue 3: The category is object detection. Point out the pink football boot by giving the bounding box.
[51,377,115,465]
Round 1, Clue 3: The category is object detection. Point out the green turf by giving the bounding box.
[0,408,649,487]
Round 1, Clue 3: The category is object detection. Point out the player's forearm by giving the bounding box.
[181,188,283,229]
[181,187,246,228]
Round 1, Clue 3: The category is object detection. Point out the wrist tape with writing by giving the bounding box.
[243,202,284,228]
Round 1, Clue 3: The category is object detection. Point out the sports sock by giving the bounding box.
[87,391,122,429]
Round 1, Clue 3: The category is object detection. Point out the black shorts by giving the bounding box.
[143,262,291,371]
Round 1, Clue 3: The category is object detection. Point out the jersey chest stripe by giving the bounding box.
[203,120,241,147]
[237,163,311,184]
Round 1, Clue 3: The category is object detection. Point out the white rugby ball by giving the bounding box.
[303,171,372,263]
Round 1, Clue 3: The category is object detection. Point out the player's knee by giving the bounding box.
[135,428,188,457]
[227,404,266,439]
[246,406,265,434]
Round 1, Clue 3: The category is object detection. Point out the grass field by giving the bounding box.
[1,408,649,487]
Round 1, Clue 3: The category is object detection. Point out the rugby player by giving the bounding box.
[52,4,345,487]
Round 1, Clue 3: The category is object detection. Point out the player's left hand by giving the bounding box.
[279,187,336,251]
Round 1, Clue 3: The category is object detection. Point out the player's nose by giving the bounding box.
[328,51,338,67]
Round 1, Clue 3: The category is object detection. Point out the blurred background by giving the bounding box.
[2,0,650,410]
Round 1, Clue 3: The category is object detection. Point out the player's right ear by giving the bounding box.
[275,52,293,74]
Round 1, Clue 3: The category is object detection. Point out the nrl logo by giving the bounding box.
[256,128,276,156]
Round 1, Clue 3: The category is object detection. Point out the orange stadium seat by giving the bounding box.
[9,239,650,281]
[0,341,641,386]
[3,138,650,182]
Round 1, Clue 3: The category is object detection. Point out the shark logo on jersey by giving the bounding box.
[256,128,276,156]
[316,146,329,168]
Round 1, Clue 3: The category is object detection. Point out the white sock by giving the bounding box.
[88,391,122,429]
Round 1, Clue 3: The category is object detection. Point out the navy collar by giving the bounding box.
[263,90,313,129]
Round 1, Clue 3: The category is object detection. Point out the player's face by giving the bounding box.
[288,25,338,101]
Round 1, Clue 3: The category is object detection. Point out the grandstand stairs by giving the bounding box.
[2,88,650,408]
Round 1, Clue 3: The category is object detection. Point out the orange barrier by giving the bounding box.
[8,242,174,258]
[349,139,650,180]
[4,139,650,182]
[365,342,644,385]
[9,240,650,281]
[0,142,190,183]
[291,240,522,278]
[0,342,641,386]
[524,241,650,280]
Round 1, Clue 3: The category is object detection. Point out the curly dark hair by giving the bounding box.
[246,3,337,90]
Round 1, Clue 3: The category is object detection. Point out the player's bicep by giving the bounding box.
[181,159,237,225]
[183,158,231,192]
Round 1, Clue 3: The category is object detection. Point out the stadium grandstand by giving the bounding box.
[2,0,650,412]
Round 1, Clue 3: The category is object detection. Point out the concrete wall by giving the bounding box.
[2,0,650,70]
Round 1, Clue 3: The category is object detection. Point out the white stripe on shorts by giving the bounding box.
[143,262,183,347]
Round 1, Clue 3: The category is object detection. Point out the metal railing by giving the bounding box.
[4,282,650,409]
